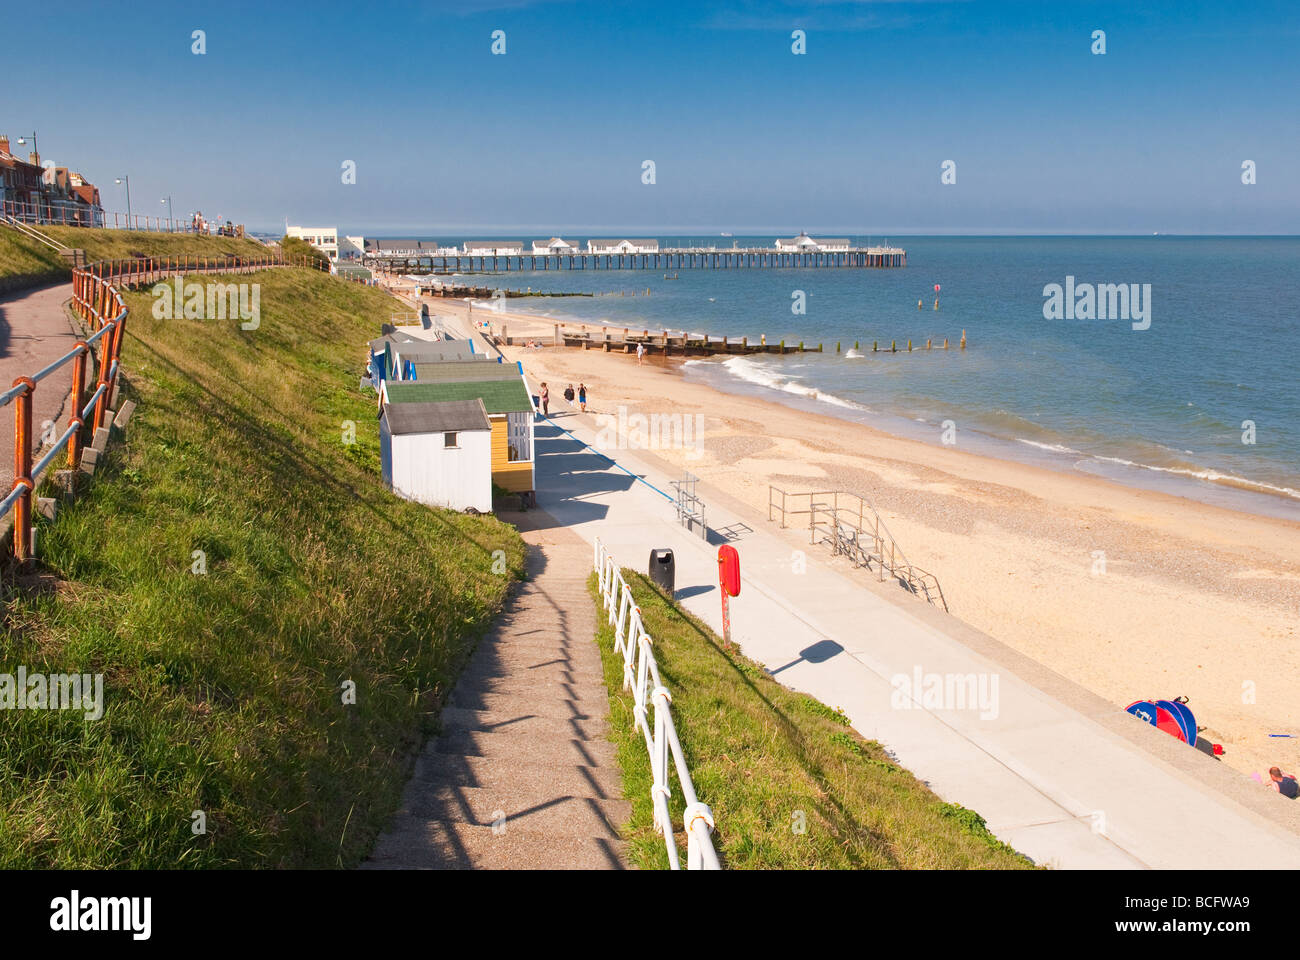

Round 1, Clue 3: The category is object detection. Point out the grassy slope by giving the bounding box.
[41,225,271,263]
[0,266,525,867]
[0,229,70,290]
[593,571,1035,869]
[0,225,272,289]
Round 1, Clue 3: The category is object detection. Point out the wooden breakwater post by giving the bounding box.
[961,329,966,350]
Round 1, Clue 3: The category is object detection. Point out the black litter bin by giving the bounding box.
[648,549,675,596]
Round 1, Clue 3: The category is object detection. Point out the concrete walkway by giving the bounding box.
[527,412,1300,869]
[0,282,78,492]
[364,513,629,869]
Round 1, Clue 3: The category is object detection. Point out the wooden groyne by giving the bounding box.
[500,324,967,358]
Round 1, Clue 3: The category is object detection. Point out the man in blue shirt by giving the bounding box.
[1268,767,1299,799]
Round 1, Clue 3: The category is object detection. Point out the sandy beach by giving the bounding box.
[406,287,1300,784]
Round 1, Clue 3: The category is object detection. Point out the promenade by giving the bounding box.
[0,282,78,493]
[522,409,1300,869]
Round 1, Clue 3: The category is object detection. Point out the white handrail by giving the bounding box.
[593,537,721,870]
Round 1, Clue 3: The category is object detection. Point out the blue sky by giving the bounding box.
[7,0,1298,234]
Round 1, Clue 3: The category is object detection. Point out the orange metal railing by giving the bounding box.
[0,250,355,566]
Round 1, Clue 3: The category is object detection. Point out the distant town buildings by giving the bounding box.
[0,135,103,225]
[286,225,340,261]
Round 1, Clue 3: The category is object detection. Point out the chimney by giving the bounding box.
[0,136,9,155]
[29,152,40,166]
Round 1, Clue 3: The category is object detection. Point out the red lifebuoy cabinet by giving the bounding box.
[717,545,741,597]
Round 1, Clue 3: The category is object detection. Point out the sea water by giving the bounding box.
[446,235,1300,518]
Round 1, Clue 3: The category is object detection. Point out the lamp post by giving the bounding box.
[15,132,38,164]
[161,195,173,230]
[15,133,39,220]
[114,176,131,228]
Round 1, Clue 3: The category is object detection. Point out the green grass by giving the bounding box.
[279,235,330,269]
[0,265,526,867]
[40,225,271,264]
[0,228,70,290]
[0,224,272,291]
[591,571,1035,870]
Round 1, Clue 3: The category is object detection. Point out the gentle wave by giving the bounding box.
[1016,438,1084,455]
[1016,439,1300,501]
[693,358,1299,504]
[1089,456,1300,501]
[707,356,870,411]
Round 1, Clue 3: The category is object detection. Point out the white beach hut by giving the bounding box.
[380,398,494,512]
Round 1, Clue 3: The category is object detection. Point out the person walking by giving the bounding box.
[578,382,588,413]
[539,382,550,417]
[636,341,646,365]
[563,383,575,408]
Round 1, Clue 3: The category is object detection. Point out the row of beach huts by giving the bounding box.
[368,326,536,512]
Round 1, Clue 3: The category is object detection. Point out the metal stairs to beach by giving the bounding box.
[363,517,630,869]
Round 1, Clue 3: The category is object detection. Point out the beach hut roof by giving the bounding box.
[386,379,532,414]
[409,360,518,383]
[394,340,480,359]
[369,331,421,350]
[382,398,491,435]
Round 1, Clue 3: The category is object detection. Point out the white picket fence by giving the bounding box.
[593,537,721,870]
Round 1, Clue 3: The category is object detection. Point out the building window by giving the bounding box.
[444,432,458,448]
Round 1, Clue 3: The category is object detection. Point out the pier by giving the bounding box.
[367,245,906,275]
[500,324,965,358]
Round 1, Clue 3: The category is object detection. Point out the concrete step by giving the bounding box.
[395,784,630,838]
[470,646,605,674]
[458,657,605,685]
[475,632,602,656]
[363,820,627,870]
[492,607,594,628]
[451,677,610,706]
[440,705,609,741]
[448,688,605,719]
[434,728,617,767]
[412,753,624,800]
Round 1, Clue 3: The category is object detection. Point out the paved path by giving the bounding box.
[526,413,1300,869]
[364,513,629,869]
[0,282,79,492]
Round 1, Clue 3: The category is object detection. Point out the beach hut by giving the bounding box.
[380,398,494,512]
[406,359,522,385]
[368,331,420,383]
[389,340,485,379]
[384,379,535,502]
[369,336,487,384]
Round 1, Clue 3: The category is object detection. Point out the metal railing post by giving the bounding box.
[12,378,34,564]
[66,344,88,468]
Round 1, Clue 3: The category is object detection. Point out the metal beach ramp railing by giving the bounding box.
[593,537,721,870]
[768,486,948,612]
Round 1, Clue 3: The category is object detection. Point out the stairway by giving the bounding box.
[0,216,67,251]
[364,516,629,869]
